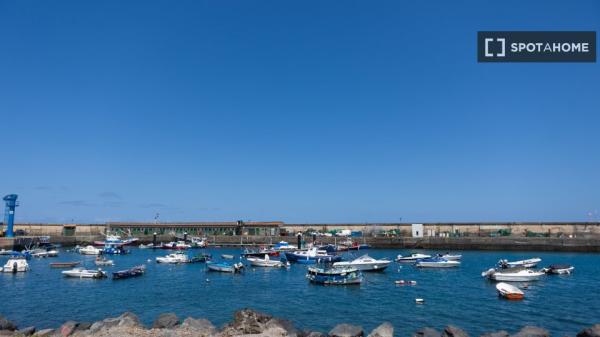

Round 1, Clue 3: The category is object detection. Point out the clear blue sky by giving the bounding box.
[1,1,599,224]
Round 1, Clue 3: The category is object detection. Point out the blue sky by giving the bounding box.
[1,1,599,224]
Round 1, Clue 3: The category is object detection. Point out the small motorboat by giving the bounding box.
[436,253,462,261]
[221,254,235,260]
[497,258,541,269]
[189,253,212,263]
[161,241,191,250]
[241,248,279,258]
[102,244,130,255]
[26,248,58,258]
[333,254,391,271]
[272,241,298,251]
[206,261,244,273]
[543,264,574,275]
[50,262,81,268]
[306,266,363,285]
[482,268,545,282]
[416,257,461,268]
[396,253,432,263]
[0,249,16,255]
[496,282,524,300]
[112,265,145,280]
[79,245,103,255]
[156,253,189,264]
[95,257,114,266]
[285,248,341,264]
[62,268,107,279]
[189,237,208,248]
[2,256,30,273]
[246,254,286,268]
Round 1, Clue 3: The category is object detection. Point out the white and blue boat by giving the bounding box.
[306,266,362,285]
[285,248,341,264]
[102,244,130,255]
[415,256,460,268]
[206,261,244,273]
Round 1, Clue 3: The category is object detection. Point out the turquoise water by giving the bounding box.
[1,248,599,336]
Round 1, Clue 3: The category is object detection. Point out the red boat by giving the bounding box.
[241,248,280,258]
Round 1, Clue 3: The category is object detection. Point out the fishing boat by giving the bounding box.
[306,266,363,285]
[50,262,81,268]
[79,245,103,255]
[189,237,208,248]
[436,253,462,261]
[241,248,279,258]
[112,265,145,280]
[206,261,244,273]
[95,257,114,266]
[333,254,391,271]
[497,258,541,269]
[189,253,212,263]
[543,264,575,275]
[340,240,371,251]
[273,241,298,251]
[161,241,191,250]
[482,268,545,282]
[93,233,139,247]
[246,254,286,267]
[496,282,525,300]
[2,255,30,273]
[156,253,189,264]
[102,244,130,255]
[62,268,107,279]
[285,248,341,264]
[395,253,432,262]
[415,257,461,268]
[221,254,235,259]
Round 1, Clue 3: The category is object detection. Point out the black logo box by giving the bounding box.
[478,31,596,62]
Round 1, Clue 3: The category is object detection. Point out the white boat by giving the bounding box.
[498,257,541,269]
[396,253,431,262]
[2,257,30,273]
[95,257,114,266]
[437,253,462,261]
[62,268,107,278]
[221,254,235,260]
[543,264,575,275]
[333,254,391,271]
[482,268,545,282]
[496,282,524,300]
[156,253,189,264]
[79,245,103,255]
[416,257,461,268]
[246,255,286,268]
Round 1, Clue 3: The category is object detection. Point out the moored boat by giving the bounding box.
[156,253,189,264]
[79,245,103,255]
[189,253,212,263]
[333,254,391,271]
[306,266,363,285]
[482,268,545,282]
[246,254,286,268]
[241,248,279,258]
[112,265,145,280]
[416,257,461,268]
[62,268,107,279]
[2,255,30,273]
[436,253,462,261]
[543,264,574,275]
[496,282,524,300]
[50,262,81,268]
[221,254,235,260]
[95,257,114,266]
[102,244,130,255]
[206,261,244,273]
[497,258,541,269]
[396,253,432,262]
[285,248,341,264]
[161,241,191,250]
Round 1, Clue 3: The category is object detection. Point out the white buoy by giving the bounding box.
[395,280,405,285]
[415,298,424,304]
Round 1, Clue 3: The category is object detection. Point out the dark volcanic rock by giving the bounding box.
[577,325,600,337]
[443,326,469,337]
[74,322,91,332]
[266,318,300,337]
[0,316,17,331]
[329,324,364,337]
[414,327,441,337]
[511,327,550,337]
[153,313,180,329]
[368,323,393,337]
[180,317,217,336]
[17,326,36,336]
[480,331,510,337]
[222,309,273,336]
[89,312,142,333]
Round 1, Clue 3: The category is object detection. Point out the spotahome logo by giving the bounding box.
[478,31,596,62]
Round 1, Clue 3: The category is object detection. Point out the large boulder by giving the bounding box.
[59,321,79,336]
[577,325,600,337]
[221,309,273,336]
[17,326,36,336]
[511,327,549,337]
[180,317,217,336]
[329,324,364,337]
[153,313,180,329]
[414,328,441,337]
[443,326,469,337]
[33,329,55,337]
[88,312,142,334]
[265,318,300,337]
[480,331,509,337]
[0,316,17,331]
[368,323,393,337]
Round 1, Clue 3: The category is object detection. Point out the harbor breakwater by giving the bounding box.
[1,308,599,337]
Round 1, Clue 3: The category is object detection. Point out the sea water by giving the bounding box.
[1,248,599,336]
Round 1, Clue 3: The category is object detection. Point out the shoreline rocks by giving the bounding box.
[0,310,598,337]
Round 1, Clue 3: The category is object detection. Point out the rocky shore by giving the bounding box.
[1,309,599,337]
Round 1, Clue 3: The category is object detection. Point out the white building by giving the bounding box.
[411,224,423,238]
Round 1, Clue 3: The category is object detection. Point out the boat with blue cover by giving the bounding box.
[102,244,130,255]
[415,256,461,268]
[189,253,212,263]
[306,266,363,285]
[285,248,341,264]
[206,261,244,273]
[112,265,145,280]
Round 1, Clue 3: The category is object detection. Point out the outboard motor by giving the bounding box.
[12,262,17,273]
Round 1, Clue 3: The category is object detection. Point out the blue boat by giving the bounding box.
[112,265,145,280]
[206,261,244,273]
[102,244,130,255]
[306,266,363,285]
[285,248,342,264]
